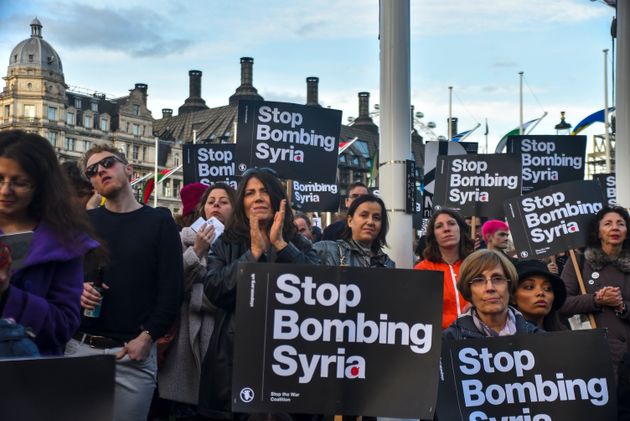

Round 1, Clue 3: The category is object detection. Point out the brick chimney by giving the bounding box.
[229,57,264,106]
[350,92,378,134]
[178,70,209,114]
[306,77,320,106]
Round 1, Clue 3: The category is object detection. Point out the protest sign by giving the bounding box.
[437,329,616,421]
[183,143,238,188]
[290,180,340,212]
[422,141,478,219]
[0,355,115,421]
[433,154,521,218]
[506,135,586,193]
[504,180,604,259]
[235,101,342,183]
[232,263,443,418]
[593,173,616,206]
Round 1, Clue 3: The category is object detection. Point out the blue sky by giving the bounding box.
[0,0,616,151]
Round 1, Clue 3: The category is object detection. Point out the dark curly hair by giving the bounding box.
[223,169,297,244]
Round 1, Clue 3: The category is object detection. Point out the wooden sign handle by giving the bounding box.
[569,249,597,329]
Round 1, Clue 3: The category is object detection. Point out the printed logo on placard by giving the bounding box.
[240,387,255,403]
[520,251,529,258]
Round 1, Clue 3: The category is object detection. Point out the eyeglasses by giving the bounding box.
[469,275,510,287]
[0,178,33,192]
[85,155,126,178]
[240,167,278,178]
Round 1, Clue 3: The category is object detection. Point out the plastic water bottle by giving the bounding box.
[83,267,105,318]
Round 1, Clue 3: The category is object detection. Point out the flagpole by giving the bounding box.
[448,86,453,141]
[604,48,612,173]
[525,111,548,134]
[484,118,488,154]
[154,136,159,208]
[519,72,524,135]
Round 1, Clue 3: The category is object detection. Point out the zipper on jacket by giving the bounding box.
[448,263,461,316]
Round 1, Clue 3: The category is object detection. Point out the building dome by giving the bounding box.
[8,18,63,76]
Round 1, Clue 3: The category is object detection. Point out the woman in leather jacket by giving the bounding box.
[313,194,394,268]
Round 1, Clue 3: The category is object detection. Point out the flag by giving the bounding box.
[142,169,171,204]
[368,150,378,188]
[451,129,474,142]
[451,123,481,142]
[571,107,615,135]
[494,118,542,153]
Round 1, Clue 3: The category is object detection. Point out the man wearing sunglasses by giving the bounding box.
[66,145,183,421]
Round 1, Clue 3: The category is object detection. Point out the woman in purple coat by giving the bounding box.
[0,130,98,355]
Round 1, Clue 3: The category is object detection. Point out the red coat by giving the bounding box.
[414,259,469,330]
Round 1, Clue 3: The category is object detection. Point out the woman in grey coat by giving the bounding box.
[314,194,394,268]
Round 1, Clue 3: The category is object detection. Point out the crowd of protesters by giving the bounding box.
[0,129,628,420]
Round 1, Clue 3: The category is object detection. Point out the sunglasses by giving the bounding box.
[240,167,278,178]
[85,155,126,178]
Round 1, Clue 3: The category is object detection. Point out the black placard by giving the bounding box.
[506,135,586,193]
[504,180,605,260]
[423,141,478,219]
[437,330,616,421]
[0,355,115,421]
[593,173,616,206]
[232,263,443,418]
[235,101,342,183]
[182,144,238,189]
[433,154,521,218]
[291,181,340,212]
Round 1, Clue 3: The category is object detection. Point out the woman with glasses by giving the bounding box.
[197,168,320,420]
[443,249,539,341]
[0,130,98,355]
[415,209,474,330]
[313,194,394,268]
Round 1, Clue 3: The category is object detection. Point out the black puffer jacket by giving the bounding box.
[313,239,395,268]
[197,235,320,419]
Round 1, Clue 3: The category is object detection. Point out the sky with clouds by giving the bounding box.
[0,0,617,151]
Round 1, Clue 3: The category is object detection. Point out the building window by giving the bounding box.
[23,105,36,120]
[132,145,139,160]
[91,102,98,112]
[132,104,140,116]
[64,137,76,151]
[83,114,92,128]
[47,106,57,121]
[162,180,170,197]
[66,111,75,125]
[173,180,181,198]
[84,140,92,151]
[47,131,57,146]
[28,54,34,62]
[174,153,180,166]
[3,105,9,119]
[132,124,140,136]
[100,118,108,131]
[74,98,82,109]
[142,146,147,160]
